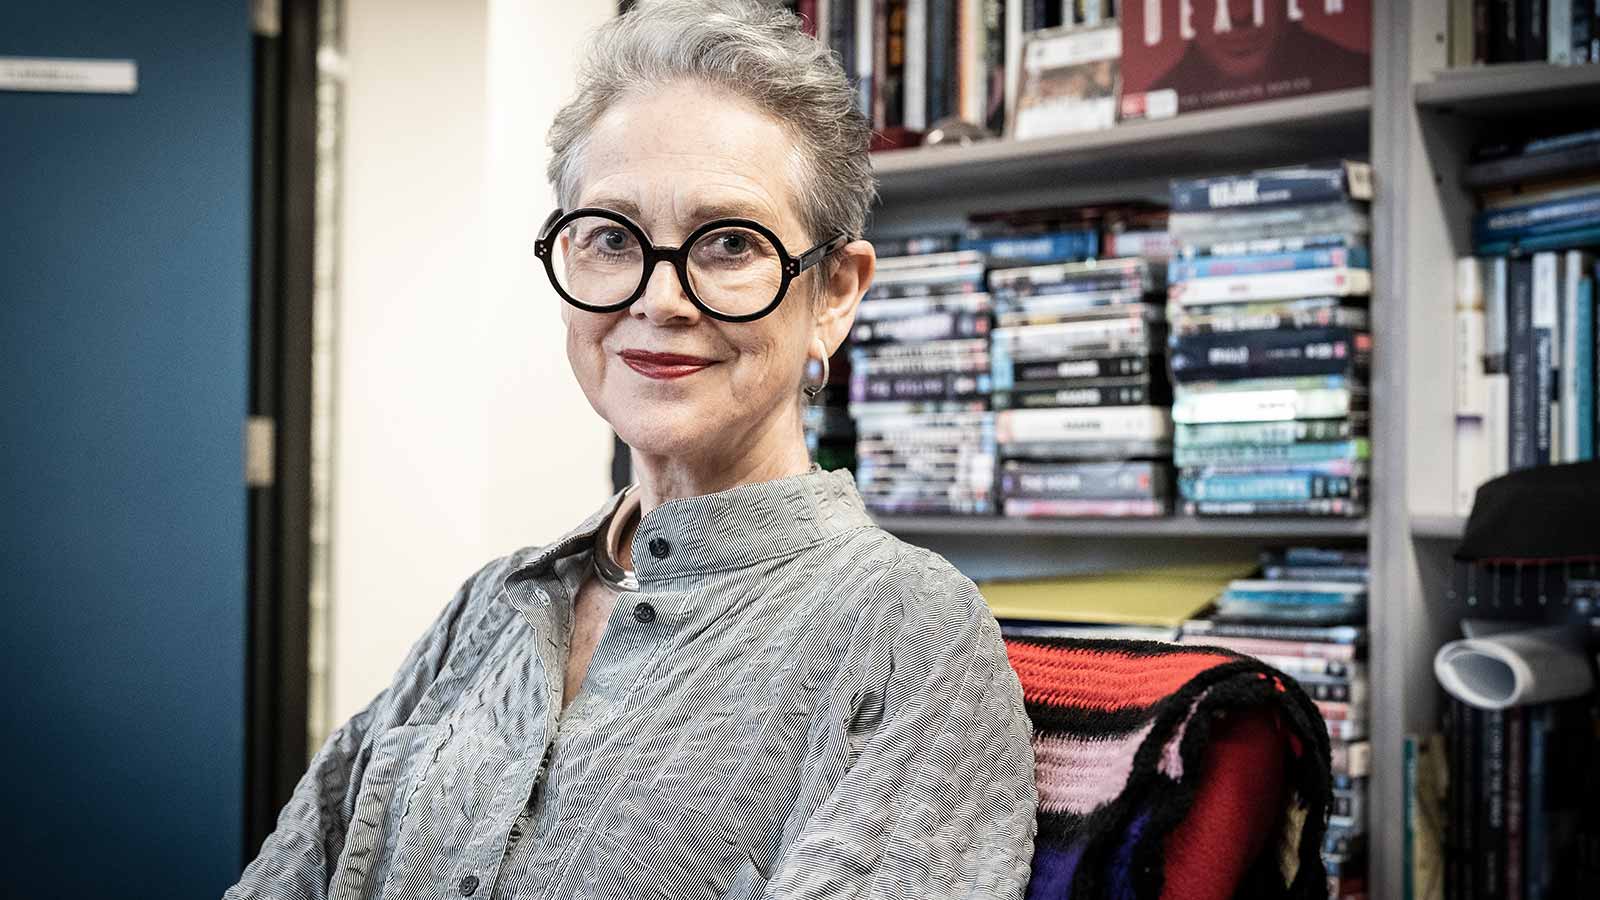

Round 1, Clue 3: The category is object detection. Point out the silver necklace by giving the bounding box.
[591,483,641,592]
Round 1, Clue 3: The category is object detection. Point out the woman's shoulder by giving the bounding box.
[833,524,995,643]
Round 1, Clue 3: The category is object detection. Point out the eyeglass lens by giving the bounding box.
[551,215,785,317]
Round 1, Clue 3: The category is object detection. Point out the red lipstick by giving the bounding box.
[619,349,716,380]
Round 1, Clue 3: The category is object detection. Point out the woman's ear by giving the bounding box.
[812,239,875,356]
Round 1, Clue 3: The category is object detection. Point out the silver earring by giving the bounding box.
[802,353,830,399]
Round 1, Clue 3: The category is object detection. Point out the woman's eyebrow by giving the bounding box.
[582,197,776,227]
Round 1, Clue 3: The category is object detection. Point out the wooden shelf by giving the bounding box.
[1414,63,1600,117]
[874,514,1369,540]
[869,88,1372,204]
[1411,514,1467,540]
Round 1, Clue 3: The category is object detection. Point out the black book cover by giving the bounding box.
[1508,257,1536,470]
[1481,707,1506,899]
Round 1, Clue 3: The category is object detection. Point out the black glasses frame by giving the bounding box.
[533,206,850,323]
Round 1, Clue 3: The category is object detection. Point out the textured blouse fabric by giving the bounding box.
[223,467,1039,900]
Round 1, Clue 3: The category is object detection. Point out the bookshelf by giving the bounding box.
[858,1,1600,894]
[1413,61,1600,114]
[872,87,1373,202]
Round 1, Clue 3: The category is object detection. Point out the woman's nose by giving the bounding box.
[632,258,699,324]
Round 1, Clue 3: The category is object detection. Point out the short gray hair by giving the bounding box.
[546,0,877,250]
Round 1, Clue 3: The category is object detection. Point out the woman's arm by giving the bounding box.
[763,563,1039,900]
[222,563,492,899]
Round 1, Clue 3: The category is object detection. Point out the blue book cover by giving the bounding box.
[957,230,1099,265]
[1169,161,1372,213]
[1169,245,1371,282]
[1476,223,1600,256]
[1178,471,1359,502]
[1577,268,1595,460]
[1473,189,1600,245]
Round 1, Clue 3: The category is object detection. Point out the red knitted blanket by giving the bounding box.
[1005,637,1332,900]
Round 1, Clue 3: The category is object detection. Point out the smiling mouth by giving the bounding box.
[618,350,717,380]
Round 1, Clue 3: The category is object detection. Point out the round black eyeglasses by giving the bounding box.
[533,207,850,323]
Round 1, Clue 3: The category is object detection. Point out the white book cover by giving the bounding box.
[1561,250,1589,463]
[1171,267,1372,305]
[1172,387,1355,424]
[996,406,1172,442]
[1456,308,1487,417]
[1486,256,1509,370]
[1456,257,1484,311]
[904,0,927,130]
[1486,373,1511,478]
[1533,252,1560,463]
[1455,415,1488,517]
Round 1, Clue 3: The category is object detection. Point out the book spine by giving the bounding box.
[1009,354,1157,383]
[1168,162,1374,213]
[851,370,991,403]
[882,0,904,129]
[925,0,951,124]
[1169,328,1370,383]
[1472,190,1600,245]
[1172,388,1357,424]
[1552,0,1574,61]
[1002,0,1022,134]
[1525,704,1550,900]
[996,405,1172,442]
[992,378,1165,410]
[1506,707,1525,900]
[1174,305,1371,336]
[1168,246,1371,281]
[851,309,989,344]
[1533,252,1559,465]
[1487,256,1510,373]
[799,0,819,35]
[1481,707,1505,900]
[1177,417,1360,447]
[859,0,877,121]
[999,461,1168,499]
[1474,0,1491,63]
[1170,268,1373,305]
[1486,372,1512,477]
[1509,257,1536,469]
[1569,252,1596,460]
[1175,439,1368,468]
[1464,141,1600,188]
[958,230,1100,263]
[1562,250,1582,462]
[1178,472,1360,503]
[982,0,1005,134]
[1490,0,1516,62]
[1575,0,1595,61]
[1521,0,1546,61]
[903,0,927,129]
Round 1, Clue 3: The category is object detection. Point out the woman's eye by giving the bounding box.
[600,229,631,251]
[718,234,748,254]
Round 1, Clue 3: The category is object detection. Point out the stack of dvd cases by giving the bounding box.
[850,246,995,515]
[990,257,1175,517]
[1166,162,1374,518]
[1179,546,1371,898]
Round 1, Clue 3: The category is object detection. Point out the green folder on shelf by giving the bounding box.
[978,562,1254,627]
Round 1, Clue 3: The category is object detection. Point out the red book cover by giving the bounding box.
[1119,0,1371,121]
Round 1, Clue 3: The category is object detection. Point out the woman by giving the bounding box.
[226,2,1037,898]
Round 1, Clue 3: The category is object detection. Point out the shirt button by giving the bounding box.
[458,874,479,896]
[633,602,656,624]
[648,536,671,558]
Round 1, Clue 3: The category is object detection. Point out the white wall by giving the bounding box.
[332,0,615,725]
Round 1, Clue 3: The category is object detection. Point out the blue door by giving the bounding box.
[0,2,252,896]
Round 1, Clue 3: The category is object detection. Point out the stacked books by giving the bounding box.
[990,257,1174,517]
[1453,125,1600,512]
[1441,696,1600,898]
[849,247,995,514]
[1447,1,1600,66]
[1166,161,1374,518]
[1179,546,1372,899]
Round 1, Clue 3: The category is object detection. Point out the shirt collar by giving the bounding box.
[500,465,873,590]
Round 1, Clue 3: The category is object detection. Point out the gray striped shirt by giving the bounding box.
[225,467,1038,900]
